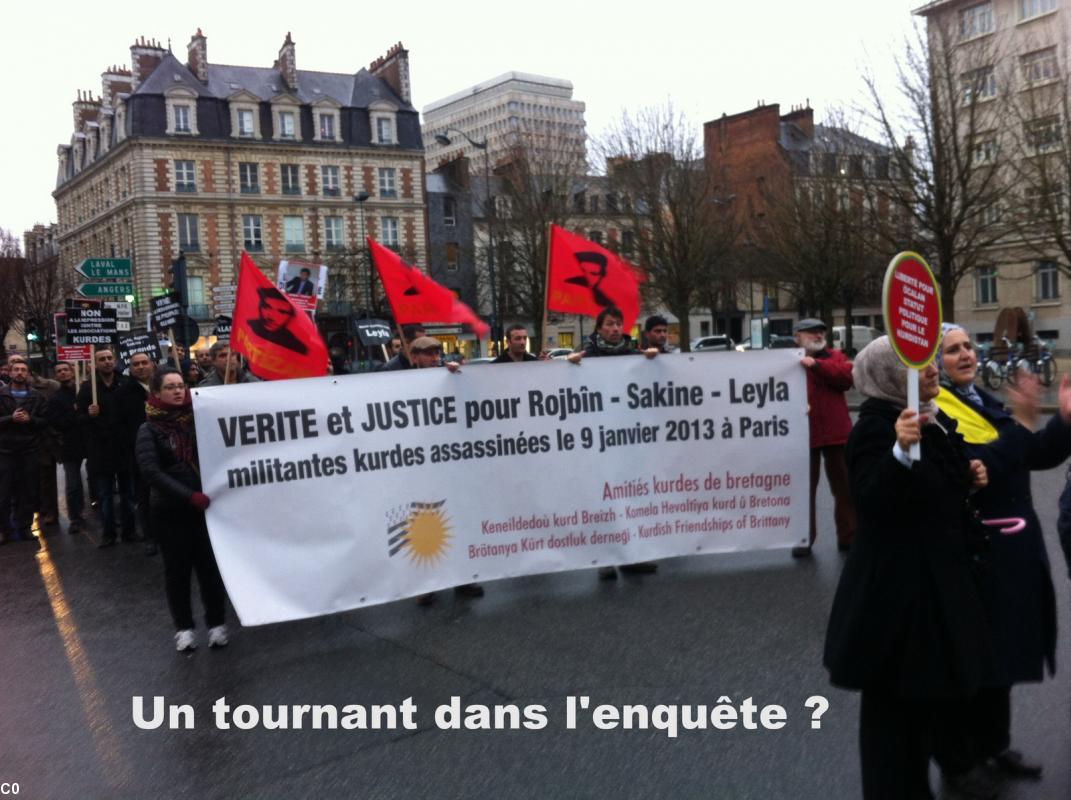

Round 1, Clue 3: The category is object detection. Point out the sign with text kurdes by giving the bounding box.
[882,251,942,368]
[193,351,808,625]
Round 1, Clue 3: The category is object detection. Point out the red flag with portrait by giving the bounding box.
[546,224,643,330]
[368,239,490,337]
[230,252,328,380]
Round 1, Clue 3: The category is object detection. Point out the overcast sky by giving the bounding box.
[4,0,920,240]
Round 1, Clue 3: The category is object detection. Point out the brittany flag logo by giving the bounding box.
[387,501,452,565]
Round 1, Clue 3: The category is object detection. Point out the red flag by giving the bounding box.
[230,252,328,380]
[368,239,490,337]
[546,224,643,330]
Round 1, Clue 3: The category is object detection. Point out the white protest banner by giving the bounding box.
[193,350,808,625]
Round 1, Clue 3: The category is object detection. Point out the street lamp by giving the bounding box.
[353,191,372,313]
[435,128,498,346]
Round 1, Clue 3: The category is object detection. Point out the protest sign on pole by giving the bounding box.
[54,312,92,362]
[212,316,233,342]
[117,330,164,366]
[277,259,327,315]
[66,307,118,346]
[882,251,942,461]
[150,292,183,331]
[194,351,808,625]
[352,318,392,348]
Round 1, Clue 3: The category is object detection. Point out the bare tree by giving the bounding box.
[863,18,1009,321]
[597,104,739,350]
[19,252,74,360]
[0,257,24,346]
[0,228,21,257]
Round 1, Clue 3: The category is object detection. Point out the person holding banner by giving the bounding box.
[933,324,1071,782]
[493,325,540,363]
[378,325,425,372]
[567,306,658,363]
[824,336,992,800]
[792,319,856,558]
[136,367,228,652]
[643,315,675,354]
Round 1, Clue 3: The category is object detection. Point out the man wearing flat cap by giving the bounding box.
[793,318,855,558]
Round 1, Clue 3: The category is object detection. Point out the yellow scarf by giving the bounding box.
[935,387,999,444]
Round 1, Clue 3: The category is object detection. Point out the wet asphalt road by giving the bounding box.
[2,453,1070,800]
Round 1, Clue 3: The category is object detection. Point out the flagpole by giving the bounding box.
[169,328,180,370]
[541,222,553,354]
[90,345,98,407]
[223,349,233,385]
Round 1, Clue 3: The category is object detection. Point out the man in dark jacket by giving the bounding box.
[793,318,856,557]
[47,361,87,535]
[379,325,426,371]
[493,325,540,363]
[77,347,137,547]
[0,359,50,543]
[115,352,155,551]
[643,315,676,353]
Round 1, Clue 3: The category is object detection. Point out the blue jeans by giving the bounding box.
[94,470,136,541]
[62,459,85,522]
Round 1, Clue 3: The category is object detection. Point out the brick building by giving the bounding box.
[53,32,427,330]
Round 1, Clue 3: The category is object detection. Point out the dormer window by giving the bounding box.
[229,92,262,140]
[369,101,399,146]
[376,116,394,144]
[280,111,296,139]
[238,109,255,137]
[165,89,199,136]
[312,100,341,143]
[319,113,335,140]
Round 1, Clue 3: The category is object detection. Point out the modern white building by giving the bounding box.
[422,72,586,170]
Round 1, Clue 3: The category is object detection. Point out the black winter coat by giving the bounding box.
[76,376,127,473]
[824,398,993,700]
[0,386,49,454]
[113,379,149,467]
[949,388,1070,684]
[46,384,85,462]
[135,421,201,513]
[580,333,640,357]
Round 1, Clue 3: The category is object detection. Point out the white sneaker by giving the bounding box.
[207,625,229,649]
[175,629,196,652]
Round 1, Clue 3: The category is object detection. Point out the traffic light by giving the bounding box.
[169,252,189,308]
[25,321,40,342]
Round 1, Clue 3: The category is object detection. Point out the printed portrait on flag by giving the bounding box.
[563,250,614,307]
[547,225,643,330]
[248,287,309,355]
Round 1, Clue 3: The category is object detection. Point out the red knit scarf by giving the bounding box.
[145,394,198,467]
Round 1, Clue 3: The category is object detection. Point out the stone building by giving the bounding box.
[53,31,427,331]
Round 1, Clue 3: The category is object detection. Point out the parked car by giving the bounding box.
[831,326,882,356]
[769,335,799,349]
[466,357,496,365]
[690,335,735,352]
[546,348,574,359]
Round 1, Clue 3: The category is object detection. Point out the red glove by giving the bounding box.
[189,492,211,511]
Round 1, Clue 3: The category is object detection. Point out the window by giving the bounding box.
[1021,48,1058,84]
[319,114,336,140]
[983,201,1003,226]
[283,216,305,252]
[961,66,997,104]
[174,105,191,133]
[972,134,998,164]
[1036,260,1060,300]
[321,165,340,196]
[187,275,205,307]
[281,163,301,195]
[381,217,399,247]
[1026,117,1062,153]
[279,111,296,139]
[324,216,344,250]
[443,196,457,226]
[237,109,255,137]
[378,167,397,198]
[961,2,994,39]
[1020,0,1057,20]
[174,160,196,192]
[976,267,998,305]
[621,230,636,256]
[1025,183,1065,215]
[588,230,604,245]
[239,162,260,194]
[445,242,459,272]
[376,117,394,144]
[177,214,200,252]
[243,215,263,251]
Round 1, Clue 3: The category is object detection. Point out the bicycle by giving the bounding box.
[1017,336,1058,387]
[981,337,1028,391]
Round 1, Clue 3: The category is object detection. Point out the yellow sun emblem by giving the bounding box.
[403,506,452,565]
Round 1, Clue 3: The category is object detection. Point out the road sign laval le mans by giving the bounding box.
[882,251,942,369]
[75,258,132,280]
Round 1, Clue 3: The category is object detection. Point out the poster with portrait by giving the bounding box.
[277,259,328,315]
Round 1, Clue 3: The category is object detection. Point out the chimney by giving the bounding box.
[101,66,132,108]
[275,32,297,89]
[782,104,814,139]
[187,28,208,83]
[369,42,411,104]
[72,89,101,131]
[129,36,167,90]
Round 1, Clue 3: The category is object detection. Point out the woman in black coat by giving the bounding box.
[934,324,1071,779]
[135,367,228,653]
[824,337,991,800]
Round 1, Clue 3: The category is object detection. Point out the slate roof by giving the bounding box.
[135,54,414,112]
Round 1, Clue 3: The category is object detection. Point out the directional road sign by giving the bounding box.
[75,258,133,280]
[77,282,135,298]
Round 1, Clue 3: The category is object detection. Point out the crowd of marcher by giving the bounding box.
[3,308,1071,798]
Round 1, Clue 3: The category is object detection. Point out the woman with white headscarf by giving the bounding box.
[824,336,991,800]
[933,323,1071,782]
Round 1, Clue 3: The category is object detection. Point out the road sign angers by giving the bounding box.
[76,258,132,280]
[66,307,118,345]
[78,282,135,298]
